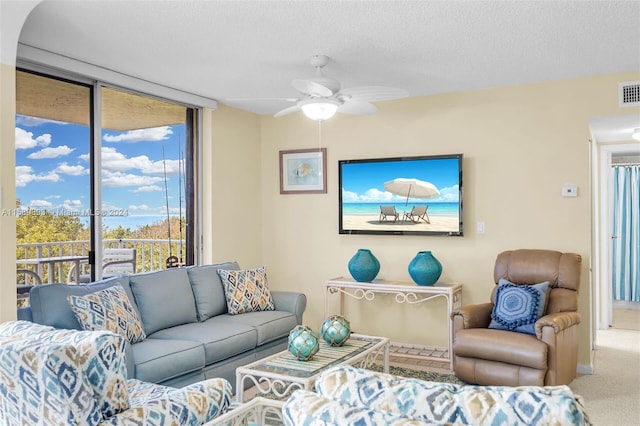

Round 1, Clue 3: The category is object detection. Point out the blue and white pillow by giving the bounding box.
[489,278,550,335]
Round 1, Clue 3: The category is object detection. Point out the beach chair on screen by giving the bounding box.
[379,206,399,223]
[404,205,430,223]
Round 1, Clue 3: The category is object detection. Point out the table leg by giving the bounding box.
[236,371,245,403]
[383,341,390,373]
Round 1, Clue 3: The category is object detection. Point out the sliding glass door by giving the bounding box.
[16,70,196,289]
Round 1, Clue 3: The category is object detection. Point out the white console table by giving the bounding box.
[325,276,463,370]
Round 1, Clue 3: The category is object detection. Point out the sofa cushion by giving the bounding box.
[220,310,298,346]
[489,279,550,335]
[150,319,258,365]
[0,322,130,423]
[129,268,197,335]
[67,284,146,343]
[217,266,275,315]
[29,275,132,330]
[131,337,205,384]
[187,262,239,321]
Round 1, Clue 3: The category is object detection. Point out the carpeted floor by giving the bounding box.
[570,327,640,426]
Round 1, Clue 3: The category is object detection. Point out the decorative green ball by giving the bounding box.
[288,325,319,361]
[320,315,351,346]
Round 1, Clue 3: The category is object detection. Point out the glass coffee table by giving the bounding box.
[205,397,284,426]
[235,333,389,402]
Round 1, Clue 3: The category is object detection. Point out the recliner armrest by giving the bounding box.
[535,311,581,338]
[451,302,493,330]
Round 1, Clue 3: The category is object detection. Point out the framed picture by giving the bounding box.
[279,148,327,194]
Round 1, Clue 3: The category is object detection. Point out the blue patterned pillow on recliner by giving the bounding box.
[489,279,550,335]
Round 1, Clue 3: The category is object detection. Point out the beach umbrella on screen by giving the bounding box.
[384,178,440,206]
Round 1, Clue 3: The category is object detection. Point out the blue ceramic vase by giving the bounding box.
[348,249,380,282]
[408,251,442,286]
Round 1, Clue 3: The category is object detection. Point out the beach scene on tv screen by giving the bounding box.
[340,156,461,234]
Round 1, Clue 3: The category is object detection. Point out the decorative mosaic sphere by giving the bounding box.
[288,325,320,361]
[320,315,351,347]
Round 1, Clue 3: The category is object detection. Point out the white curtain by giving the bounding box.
[612,165,640,302]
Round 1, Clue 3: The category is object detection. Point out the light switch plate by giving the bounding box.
[562,183,578,197]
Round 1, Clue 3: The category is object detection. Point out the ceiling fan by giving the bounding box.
[274,55,409,121]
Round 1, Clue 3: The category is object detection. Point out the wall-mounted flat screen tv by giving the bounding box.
[339,154,463,236]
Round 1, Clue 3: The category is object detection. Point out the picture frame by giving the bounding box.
[279,148,327,194]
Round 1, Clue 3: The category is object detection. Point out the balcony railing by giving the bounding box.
[16,239,186,284]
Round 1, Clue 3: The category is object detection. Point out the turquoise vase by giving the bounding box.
[348,249,380,282]
[408,251,442,286]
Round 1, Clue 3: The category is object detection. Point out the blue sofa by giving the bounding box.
[17,262,306,390]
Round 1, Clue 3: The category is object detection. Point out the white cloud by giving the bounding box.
[128,204,151,211]
[15,127,52,149]
[432,184,459,202]
[60,199,83,211]
[56,163,88,176]
[100,147,179,175]
[29,199,53,208]
[133,185,163,193]
[15,165,61,187]
[103,126,173,143]
[342,185,459,203]
[102,170,165,188]
[28,145,75,159]
[341,187,396,203]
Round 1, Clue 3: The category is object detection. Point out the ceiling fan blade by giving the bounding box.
[224,97,298,102]
[338,100,378,115]
[292,78,333,97]
[274,105,300,117]
[339,86,409,103]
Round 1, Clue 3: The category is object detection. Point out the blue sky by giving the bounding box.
[341,156,460,203]
[15,115,185,228]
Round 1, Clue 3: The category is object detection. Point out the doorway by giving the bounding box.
[593,131,640,332]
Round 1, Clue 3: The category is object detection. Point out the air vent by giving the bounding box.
[619,81,640,107]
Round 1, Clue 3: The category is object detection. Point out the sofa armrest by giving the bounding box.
[535,311,581,338]
[17,306,33,321]
[108,378,232,425]
[272,291,307,324]
[451,302,493,333]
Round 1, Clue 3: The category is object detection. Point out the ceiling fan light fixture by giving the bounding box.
[632,128,640,141]
[300,99,340,121]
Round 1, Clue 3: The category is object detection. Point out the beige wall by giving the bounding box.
[0,63,18,323]
[258,72,640,369]
[204,105,263,266]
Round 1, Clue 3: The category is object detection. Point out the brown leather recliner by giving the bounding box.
[451,249,582,386]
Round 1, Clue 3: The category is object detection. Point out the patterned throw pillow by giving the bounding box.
[217,266,275,315]
[488,279,550,335]
[68,284,146,343]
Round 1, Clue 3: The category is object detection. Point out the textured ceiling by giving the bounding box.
[17,0,640,139]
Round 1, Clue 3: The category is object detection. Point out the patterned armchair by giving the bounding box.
[283,365,591,425]
[0,321,231,425]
